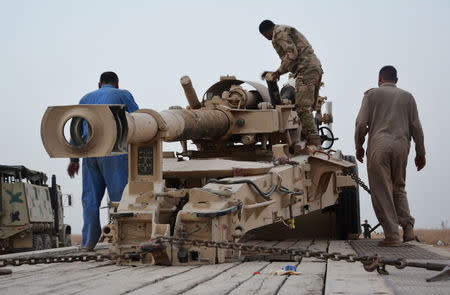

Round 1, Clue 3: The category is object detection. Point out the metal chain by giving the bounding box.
[0,237,380,270]
[1,236,448,277]
[147,236,448,275]
[149,236,375,264]
[0,252,142,268]
[344,169,371,194]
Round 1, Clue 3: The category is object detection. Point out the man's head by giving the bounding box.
[378,65,398,86]
[259,20,275,40]
[99,71,119,89]
[364,219,368,223]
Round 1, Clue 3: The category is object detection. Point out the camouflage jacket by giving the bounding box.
[272,25,321,75]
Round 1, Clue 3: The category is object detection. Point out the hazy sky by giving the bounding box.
[1,0,449,234]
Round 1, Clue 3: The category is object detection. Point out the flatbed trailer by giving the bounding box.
[1,239,448,295]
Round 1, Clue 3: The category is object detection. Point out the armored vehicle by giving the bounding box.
[40,75,360,265]
[0,165,71,253]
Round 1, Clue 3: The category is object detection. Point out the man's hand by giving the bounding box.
[261,71,269,80]
[356,147,365,163]
[261,71,280,82]
[415,155,426,171]
[67,162,80,178]
[270,71,281,81]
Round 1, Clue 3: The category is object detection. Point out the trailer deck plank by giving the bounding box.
[228,239,314,295]
[1,239,449,295]
[180,241,281,295]
[97,263,235,295]
[324,240,395,295]
[267,238,302,261]
[0,262,126,294]
[0,260,116,288]
[49,264,199,295]
[278,261,326,295]
[227,261,299,295]
[302,238,329,262]
[181,261,270,295]
[276,239,327,295]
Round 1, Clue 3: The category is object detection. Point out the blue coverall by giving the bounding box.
[78,85,139,249]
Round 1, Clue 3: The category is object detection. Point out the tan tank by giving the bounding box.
[40,75,359,265]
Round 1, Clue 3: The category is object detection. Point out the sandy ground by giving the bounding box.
[71,228,450,251]
[71,234,82,245]
[415,228,450,251]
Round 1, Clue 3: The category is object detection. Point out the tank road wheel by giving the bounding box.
[336,155,361,239]
[42,234,52,249]
[65,235,72,247]
[32,235,44,251]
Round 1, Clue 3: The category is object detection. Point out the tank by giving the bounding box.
[0,165,72,253]
[40,75,360,265]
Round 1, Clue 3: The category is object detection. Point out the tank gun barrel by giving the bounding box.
[41,105,230,158]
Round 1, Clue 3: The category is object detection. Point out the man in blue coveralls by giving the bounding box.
[67,71,139,251]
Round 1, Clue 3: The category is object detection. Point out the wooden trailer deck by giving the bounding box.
[1,239,449,295]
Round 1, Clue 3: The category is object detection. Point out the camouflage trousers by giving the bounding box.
[295,67,322,137]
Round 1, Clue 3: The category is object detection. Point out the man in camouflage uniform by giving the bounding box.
[259,19,322,146]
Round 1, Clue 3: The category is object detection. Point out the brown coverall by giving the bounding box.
[355,83,425,241]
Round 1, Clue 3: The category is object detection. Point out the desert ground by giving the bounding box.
[415,228,450,251]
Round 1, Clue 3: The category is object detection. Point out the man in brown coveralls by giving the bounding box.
[355,66,426,246]
[259,20,322,146]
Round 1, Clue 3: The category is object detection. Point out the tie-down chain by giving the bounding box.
[0,235,448,281]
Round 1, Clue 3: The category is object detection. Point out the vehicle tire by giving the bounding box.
[42,234,52,249]
[32,235,44,251]
[64,235,72,247]
[336,155,361,239]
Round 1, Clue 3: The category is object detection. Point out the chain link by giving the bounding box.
[344,168,371,194]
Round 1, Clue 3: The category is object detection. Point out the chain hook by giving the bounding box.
[377,264,390,275]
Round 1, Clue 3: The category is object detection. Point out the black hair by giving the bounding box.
[379,65,397,81]
[100,71,119,84]
[259,20,275,34]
